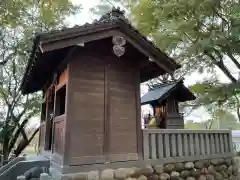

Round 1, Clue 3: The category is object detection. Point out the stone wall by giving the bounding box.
[60,158,239,180]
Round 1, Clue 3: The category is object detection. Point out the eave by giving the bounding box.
[21,19,180,94]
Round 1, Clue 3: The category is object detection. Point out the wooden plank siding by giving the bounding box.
[108,57,138,161]
[67,55,105,165]
[65,53,141,165]
[39,122,46,151]
[53,115,66,155]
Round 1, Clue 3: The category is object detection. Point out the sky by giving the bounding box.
[66,0,239,122]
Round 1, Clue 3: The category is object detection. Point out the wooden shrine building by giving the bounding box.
[20,8,181,171]
[141,80,196,129]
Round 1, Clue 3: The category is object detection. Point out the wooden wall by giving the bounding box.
[107,56,139,161]
[66,55,105,165]
[166,98,184,129]
[64,52,141,166]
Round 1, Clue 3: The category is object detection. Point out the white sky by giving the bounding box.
[66,0,239,122]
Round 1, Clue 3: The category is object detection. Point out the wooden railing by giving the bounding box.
[53,115,65,155]
[143,129,233,162]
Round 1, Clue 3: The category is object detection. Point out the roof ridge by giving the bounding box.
[36,7,127,37]
[149,81,177,91]
[21,8,180,94]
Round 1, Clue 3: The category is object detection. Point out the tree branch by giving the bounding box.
[14,127,39,157]
[8,118,29,153]
[234,94,240,122]
[216,60,237,82]
[226,50,240,69]
[205,52,237,82]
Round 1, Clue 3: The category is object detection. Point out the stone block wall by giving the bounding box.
[60,158,239,180]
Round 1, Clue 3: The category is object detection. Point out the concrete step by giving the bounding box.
[0,156,49,180]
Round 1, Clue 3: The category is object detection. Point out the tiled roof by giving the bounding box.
[21,7,180,94]
[141,80,196,105]
[141,83,177,105]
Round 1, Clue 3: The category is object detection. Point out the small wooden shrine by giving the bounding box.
[141,80,196,129]
[20,8,180,170]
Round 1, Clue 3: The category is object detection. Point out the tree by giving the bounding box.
[93,0,240,78]
[189,79,240,120]
[185,107,240,130]
[92,0,240,120]
[130,0,240,78]
[0,0,81,160]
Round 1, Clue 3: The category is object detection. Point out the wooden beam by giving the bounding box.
[40,28,176,75]
[41,30,118,53]
[116,31,176,74]
[104,62,110,161]
[135,71,143,159]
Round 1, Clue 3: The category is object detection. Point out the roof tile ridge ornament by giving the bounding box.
[149,80,180,91]
[98,7,128,58]
[98,7,127,23]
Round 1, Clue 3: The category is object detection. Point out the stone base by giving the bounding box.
[49,160,148,180]
[49,157,239,180]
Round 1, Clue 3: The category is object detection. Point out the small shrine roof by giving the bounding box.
[141,80,196,105]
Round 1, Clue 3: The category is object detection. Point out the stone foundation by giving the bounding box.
[58,158,239,180]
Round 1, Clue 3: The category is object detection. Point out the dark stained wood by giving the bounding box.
[53,115,65,155]
[22,47,72,94]
[67,54,105,165]
[116,31,175,74]
[104,63,110,161]
[22,18,181,94]
[165,98,184,129]
[63,65,71,165]
[37,36,151,166]
[39,122,46,151]
[107,56,138,160]
[62,50,143,165]
[41,30,118,53]
[135,71,143,159]
[44,86,54,151]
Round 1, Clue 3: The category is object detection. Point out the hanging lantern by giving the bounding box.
[113,45,125,57]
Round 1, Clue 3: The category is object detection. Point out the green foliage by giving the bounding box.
[1,0,80,28]
[93,0,240,78]
[184,121,206,130]
[93,0,240,121]
[0,0,81,160]
[185,108,240,130]
[130,0,240,79]
[188,80,240,121]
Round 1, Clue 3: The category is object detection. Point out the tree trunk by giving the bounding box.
[14,127,39,157]
[216,61,237,83]
[2,140,9,162]
[234,95,240,122]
